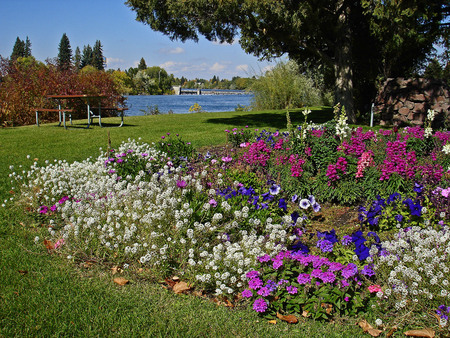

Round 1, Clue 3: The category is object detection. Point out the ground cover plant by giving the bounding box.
[2,108,450,336]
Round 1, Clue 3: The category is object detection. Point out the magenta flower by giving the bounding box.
[248,277,263,290]
[257,287,271,297]
[209,199,217,207]
[241,289,253,298]
[176,180,187,188]
[246,270,260,279]
[253,298,268,313]
[297,273,311,285]
[50,205,57,212]
[39,205,48,214]
[286,285,298,294]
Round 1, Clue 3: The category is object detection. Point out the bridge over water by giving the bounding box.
[172,86,247,95]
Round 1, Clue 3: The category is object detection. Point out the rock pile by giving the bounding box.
[373,78,449,127]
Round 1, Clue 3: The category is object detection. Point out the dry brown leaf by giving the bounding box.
[386,326,397,337]
[358,319,373,331]
[302,310,310,318]
[321,302,333,314]
[404,328,435,338]
[17,270,28,275]
[268,320,277,324]
[276,312,298,324]
[113,277,129,286]
[192,290,203,297]
[44,239,54,251]
[367,328,383,337]
[137,268,144,273]
[173,281,190,294]
[111,266,119,275]
[164,278,177,288]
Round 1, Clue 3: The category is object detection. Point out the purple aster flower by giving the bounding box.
[361,265,375,277]
[341,235,352,246]
[297,273,311,285]
[258,254,271,263]
[253,298,268,313]
[344,296,350,302]
[248,277,263,290]
[341,263,358,279]
[317,239,334,253]
[246,270,260,279]
[320,271,336,284]
[257,287,271,297]
[272,259,283,270]
[286,285,298,294]
[241,289,253,298]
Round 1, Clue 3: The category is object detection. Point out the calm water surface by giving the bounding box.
[125,92,253,116]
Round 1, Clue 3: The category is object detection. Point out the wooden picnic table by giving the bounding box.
[35,94,127,129]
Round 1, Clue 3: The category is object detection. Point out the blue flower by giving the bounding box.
[413,182,423,193]
[317,229,339,244]
[395,214,403,222]
[387,192,401,204]
[308,195,316,205]
[291,211,300,224]
[299,199,310,209]
[278,198,287,211]
[291,240,309,254]
[317,239,334,253]
[312,202,321,212]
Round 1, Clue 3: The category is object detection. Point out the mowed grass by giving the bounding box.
[0,108,365,337]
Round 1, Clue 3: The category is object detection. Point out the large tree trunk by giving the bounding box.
[334,6,356,123]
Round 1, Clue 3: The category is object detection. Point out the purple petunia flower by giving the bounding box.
[253,298,268,313]
[299,199,310,209]
[361,265,375,277]
[258,254,271,263]
[269,184,281,195]
[312,202,321,212]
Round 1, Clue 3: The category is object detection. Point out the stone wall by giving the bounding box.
[373,78,449,127]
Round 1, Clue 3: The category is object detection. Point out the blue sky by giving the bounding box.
[0,0,278,80]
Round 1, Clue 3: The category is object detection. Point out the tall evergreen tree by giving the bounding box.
[10,37,25,61]
[138,57,147,70]
[74,46,82,70]
[80,45,93,68]
[92,40,105,70]
[24,36,32,57]
[57,33,72,71]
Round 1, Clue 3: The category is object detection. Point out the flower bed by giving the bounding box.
[8,109,450,334]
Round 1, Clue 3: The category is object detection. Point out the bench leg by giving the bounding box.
[36,111,39,127]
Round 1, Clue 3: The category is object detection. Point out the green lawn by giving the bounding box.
[0,109,366,337]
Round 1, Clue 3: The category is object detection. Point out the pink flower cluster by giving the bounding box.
[341,128,376,156]
[356,151,374,178]
[288,154,305,177]
[242,140,272,166]
[326,157,348,185]
[380,141,416,181]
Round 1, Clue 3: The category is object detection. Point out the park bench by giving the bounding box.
[90,107,128,127]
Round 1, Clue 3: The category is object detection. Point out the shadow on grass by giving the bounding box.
[204,107,334,129]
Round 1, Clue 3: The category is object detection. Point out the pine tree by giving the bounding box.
[74,47,81,70]
[92,40,105,70]
[58,33,72,70]
[10,37,25,61]
[80,45,93,68]
[138,57,147,70]
[24,36,32,57]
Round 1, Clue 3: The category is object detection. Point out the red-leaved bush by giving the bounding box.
[0,57,124,126]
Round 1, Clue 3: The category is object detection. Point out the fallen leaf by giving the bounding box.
[268,320,277,324]
[17,270,28,275]
[223,297,234,308]
[367,328,383,337]
[173,281,190,294]
[111,266,123,275]
[43,239,54,251]
[358,319,373,332]
[192,290,203,297]
[276,312,298,324]
[113,277,129,286]
[302,310,310,318]
[164,278,177,288]
[386,326,397,337]
[404,328,435,338]
[137,268,144,273]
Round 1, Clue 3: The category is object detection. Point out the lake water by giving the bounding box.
[125,92,253,116]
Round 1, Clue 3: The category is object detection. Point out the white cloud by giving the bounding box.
[159,47,185,54]
[236,64,249,73]
[210,62,227,72]
[105,57,126,68]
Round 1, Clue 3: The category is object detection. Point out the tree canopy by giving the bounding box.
[126,0,448,122]
[57,33,72,71]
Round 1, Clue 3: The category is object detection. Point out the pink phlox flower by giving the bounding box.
[368,285,382,293]
[54,238,65,249]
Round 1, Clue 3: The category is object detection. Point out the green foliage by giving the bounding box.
[250,60,323,110]
[92,40,105,71]
[153,133,195,168]
[140,105,162,115]
[226,126,253,147]
[188,103,203,113]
